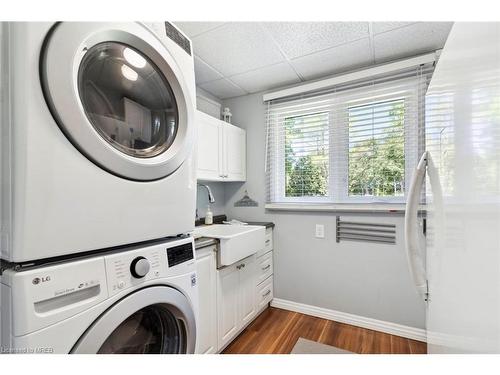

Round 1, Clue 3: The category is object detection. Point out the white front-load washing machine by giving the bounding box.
[0,22,197,263]
[0,236,198,353]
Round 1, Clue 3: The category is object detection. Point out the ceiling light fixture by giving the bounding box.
[123,47,147,68]
[121,64,138,81]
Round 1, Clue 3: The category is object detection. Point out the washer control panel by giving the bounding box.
[104,237,194,297]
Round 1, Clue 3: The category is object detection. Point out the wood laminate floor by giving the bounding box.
[222,307,427,354]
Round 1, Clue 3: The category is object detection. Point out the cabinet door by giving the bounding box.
[195,248,217,354]
[197,111,222,180]
[238,255,257,327]
[217,264,240,350]
[222,123,246,181]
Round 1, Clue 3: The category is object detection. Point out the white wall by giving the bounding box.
[222,92,426,329]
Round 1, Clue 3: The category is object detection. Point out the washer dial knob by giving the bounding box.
[130,256,150,278]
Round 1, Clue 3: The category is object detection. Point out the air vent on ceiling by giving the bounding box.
[164,22,191,56]
[336,216,396,244]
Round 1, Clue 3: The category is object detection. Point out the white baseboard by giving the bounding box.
[271,298,426,343]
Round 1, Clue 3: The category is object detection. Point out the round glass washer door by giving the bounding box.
[71,286,196,354]
[41,22,195,181]
[97,304,183,354]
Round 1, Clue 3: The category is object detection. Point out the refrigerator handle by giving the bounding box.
[405,151,429,301]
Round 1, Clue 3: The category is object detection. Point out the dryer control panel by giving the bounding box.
[104,237,195,297]
[167,242,194,267]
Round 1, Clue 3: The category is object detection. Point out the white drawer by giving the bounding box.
[257,228,273,257]
[256,275,273,311]
[256,251,273,285]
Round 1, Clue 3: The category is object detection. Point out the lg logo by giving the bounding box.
[32,276,51,285]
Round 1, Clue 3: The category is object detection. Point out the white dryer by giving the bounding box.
[0,22,197,263]
[1,237,198,353]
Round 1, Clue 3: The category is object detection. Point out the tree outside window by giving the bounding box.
[348,99,405,198]
[284,113,329,198]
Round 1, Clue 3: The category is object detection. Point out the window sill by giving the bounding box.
[264,202,425,214]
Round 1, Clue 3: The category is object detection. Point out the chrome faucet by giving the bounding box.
[197,183,215,203]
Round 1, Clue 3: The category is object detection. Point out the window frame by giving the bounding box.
[268,77,423,205]
[340,91,418,204]
[277,110,332,203]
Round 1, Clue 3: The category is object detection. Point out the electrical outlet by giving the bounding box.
[315,224,325,239]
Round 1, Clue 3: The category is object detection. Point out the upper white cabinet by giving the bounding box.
[222,123,246,181]
[196,111,222,180]
[196,110,246,182]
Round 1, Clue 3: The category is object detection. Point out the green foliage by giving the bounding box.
[284,114,329,197]
[287,155,328,197]
[348,101,405,197]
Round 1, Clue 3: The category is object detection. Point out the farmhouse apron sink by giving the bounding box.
[193,224,265,266]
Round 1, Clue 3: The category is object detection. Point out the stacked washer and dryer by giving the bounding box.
[0,22,199,353]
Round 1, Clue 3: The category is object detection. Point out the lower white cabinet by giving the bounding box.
[216,261,240,349]
[216,254,256,350]
[239,255,258,327]
[195,246,218,354]
[196,227,275,353]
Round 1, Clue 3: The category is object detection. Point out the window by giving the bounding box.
[348,99,405,198]
[265,66,430,205]
[284,112,329,198]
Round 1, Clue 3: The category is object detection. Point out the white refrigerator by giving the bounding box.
[405,22,500,353]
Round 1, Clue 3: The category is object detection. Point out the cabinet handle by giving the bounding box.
[261,264,271,271]
[262,290,271,297]
[236,263,245,270]
[265,239,271,244]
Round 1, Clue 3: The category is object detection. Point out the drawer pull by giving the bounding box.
[265,239,271,244]
[236,263,246,270]
[261,264,271,271]
[262,290,271,297]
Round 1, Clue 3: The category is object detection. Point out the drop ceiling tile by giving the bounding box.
[290,38,374,81]
[173,22,225,38]
[194,56,223,84]
[371,22,417,35]
[199,78,247,99]
[229,63,301,93]
[191,23,285,77]
[262,22,370,59]
[374,22,453,63]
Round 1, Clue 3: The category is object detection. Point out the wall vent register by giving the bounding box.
[336,216,396,244]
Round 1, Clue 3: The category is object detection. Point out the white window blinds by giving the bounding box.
[265,63,433,204]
